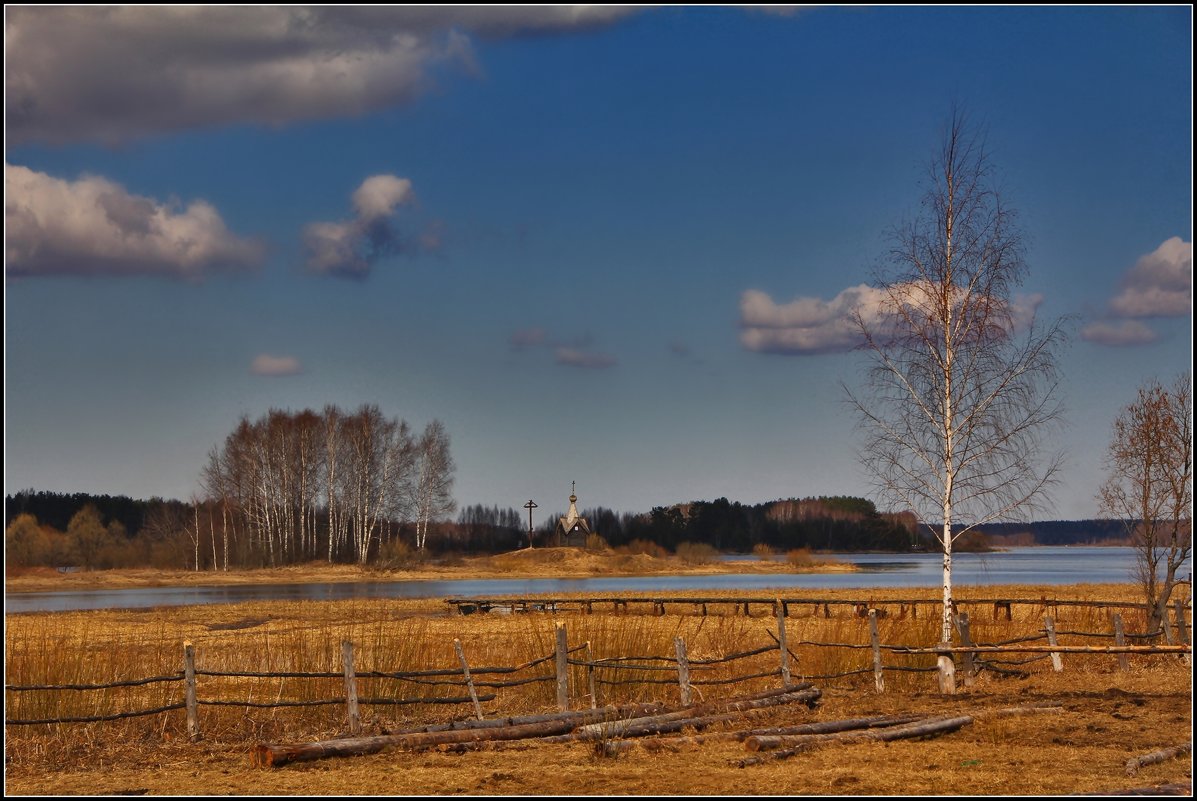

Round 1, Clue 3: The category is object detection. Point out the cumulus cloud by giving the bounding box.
[6,7,640,145]
[555,346,616,369]
[303,174,417,278]
[1107,237,1192,319]
[5,162,264,279]
[739,284,1044,356]
[1079,320,1159,347]
[251,354,304,376]
[1080,237,1192,348]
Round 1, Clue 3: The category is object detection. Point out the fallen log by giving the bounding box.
[738,715,974,766]
[379,702,666,736]
[251,684,813,767]
[600,714,926,756]
[562,686,820,742]
[252,703,658,767]
[1125,743,1192,777]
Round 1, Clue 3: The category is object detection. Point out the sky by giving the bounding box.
[4,6,1193,524]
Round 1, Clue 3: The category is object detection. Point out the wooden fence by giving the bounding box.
[6,600,1190,739]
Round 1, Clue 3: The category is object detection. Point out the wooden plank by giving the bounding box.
[342,640,360,735]
[1113,614,1130,672]
[555,622,569,712]
[776,598,791,686]
[1044,617,1063,672]
[183,640,200,742]
[955,613,975,687]
[674,637,692,706]
[453,639,484,721]
[868,609,884,693]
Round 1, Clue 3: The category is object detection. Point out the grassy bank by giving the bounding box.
[3,546,854,593]
[4,581,1191,795]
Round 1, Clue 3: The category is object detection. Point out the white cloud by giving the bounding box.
[739,284,1044,356]
[352,175,414,221]
[1079,319,1159,347]
[303,173,418,278]
[5,162,264,279]
[555,346,616,369]
[6,7,640,144]
[1107,237,1192,319]
[250,354,303,376]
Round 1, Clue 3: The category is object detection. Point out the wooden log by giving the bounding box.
[674,637,692,706]
[739,714,974,765]
[1125,742,1192,776]
[341,640,360,735]
[453,639,483,721]
[1113,614,1130,672]
[776,598,791,686]
[868,609,884,693]
[251,686,811,767]
[556,690,822,743]
[621,713,929,752]
[562,686,820,742]
[554,622,569,712]
[183,640,200,742]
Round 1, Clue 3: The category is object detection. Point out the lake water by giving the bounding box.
[4,546,1190,614]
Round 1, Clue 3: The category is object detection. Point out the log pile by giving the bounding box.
[250,683,818,767]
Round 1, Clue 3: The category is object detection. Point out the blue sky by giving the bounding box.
[4,6,1192,522]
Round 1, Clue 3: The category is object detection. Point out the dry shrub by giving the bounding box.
[675,542,719,564]
[787,547,815,567]
[751,543,774,561]
[617,539,668,558]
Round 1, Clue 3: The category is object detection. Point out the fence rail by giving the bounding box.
[7,598,1191,736]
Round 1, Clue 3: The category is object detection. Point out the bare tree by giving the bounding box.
[413,419,456,551]
[1098,374,1192,636]
[845,110,1068,667]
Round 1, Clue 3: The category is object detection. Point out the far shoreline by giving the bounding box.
[4,547,859,594]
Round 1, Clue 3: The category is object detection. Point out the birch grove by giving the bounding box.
[199,405,452,566]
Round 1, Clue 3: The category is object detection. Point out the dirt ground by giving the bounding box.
[4,665,1191,796]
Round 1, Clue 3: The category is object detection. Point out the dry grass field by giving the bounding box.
[4,575,1192,795]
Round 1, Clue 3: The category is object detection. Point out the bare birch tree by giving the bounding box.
[845,110,1068,667]
[413,419,456,551]
[1098,374,1192,636]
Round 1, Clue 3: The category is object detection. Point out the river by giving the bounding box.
[4,546,1190,614]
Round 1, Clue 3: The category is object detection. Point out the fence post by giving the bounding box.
[1173,598,1190,646]
[342,640,360,735]
[1044,617,1063,673]
[454,638,484,721]
[1112,614,1130,672]
[555,622,570,712]
[936,650,956,695]
[674,636,692,706]
[776,598,791,686]
[182,640,200,742]
[584,641,597,710]
[868,609,884,693]
[954,613,975,688]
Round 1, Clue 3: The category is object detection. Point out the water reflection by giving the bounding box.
[5,546,1189,614]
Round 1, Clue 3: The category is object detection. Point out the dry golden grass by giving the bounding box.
[4,582,1192,796]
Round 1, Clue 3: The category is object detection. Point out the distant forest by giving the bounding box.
[6,487,1132,571]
